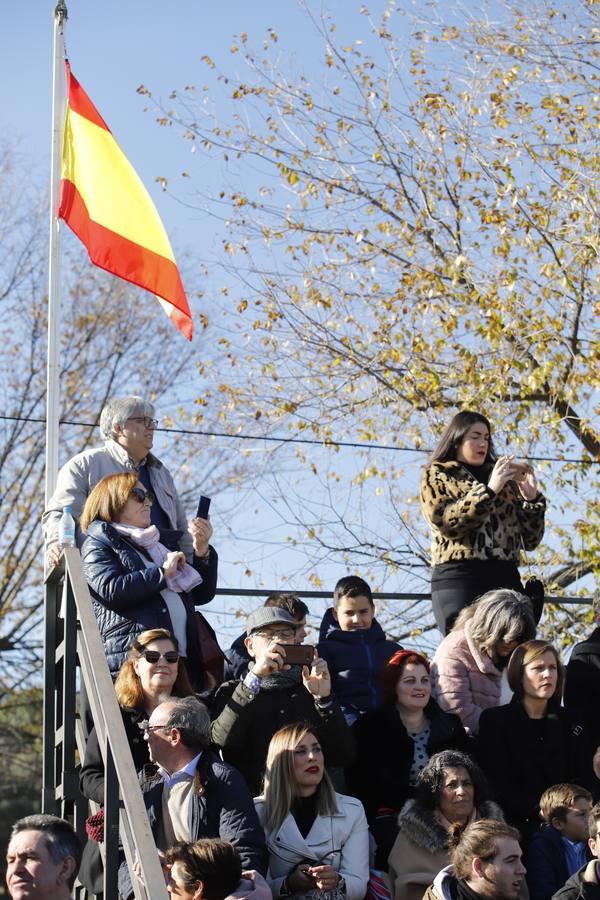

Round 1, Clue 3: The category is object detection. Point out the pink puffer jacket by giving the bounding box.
[430,623,502,735]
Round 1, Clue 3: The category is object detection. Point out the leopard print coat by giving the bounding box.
[420,460,545,566]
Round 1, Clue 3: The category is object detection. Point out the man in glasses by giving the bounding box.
[211,607,355,795]
[224,592,310,681]
[43,395,213,568]
[119,696,266,900]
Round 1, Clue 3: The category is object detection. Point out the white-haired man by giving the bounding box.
[43,395,213,566]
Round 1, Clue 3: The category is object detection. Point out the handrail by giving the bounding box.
[43,547,169,899]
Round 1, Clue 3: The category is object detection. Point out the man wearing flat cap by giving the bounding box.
[211,606,355,794]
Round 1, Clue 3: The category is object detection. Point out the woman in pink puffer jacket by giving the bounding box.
[430,589,536,734]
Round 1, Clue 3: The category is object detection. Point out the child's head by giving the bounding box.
[332,576,374,632]
[539,784,593,842]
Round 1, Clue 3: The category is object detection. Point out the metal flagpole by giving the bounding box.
[45,0,68,504]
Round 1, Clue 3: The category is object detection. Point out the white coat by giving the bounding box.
[254,793,369,900]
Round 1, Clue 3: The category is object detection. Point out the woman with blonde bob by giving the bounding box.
[430,589,536,734]
[479,640,598,844]
[80,471,218,684]
[254,722,369,900]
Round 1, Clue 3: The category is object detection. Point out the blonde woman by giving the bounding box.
[255,722,369,900]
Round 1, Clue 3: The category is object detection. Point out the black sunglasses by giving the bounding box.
[140,650,179,664]
[131,486,154,505]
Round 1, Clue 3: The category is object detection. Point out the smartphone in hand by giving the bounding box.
[196,496,211,519]
[279,644,314,666]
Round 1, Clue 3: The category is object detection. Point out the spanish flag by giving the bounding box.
[59,62,193,340]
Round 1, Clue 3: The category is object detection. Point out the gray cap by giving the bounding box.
[246,607,297,636]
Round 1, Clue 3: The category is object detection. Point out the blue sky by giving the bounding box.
[4,1,416,645]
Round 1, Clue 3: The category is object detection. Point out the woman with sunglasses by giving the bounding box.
[80,628,194,803]
[80,471,218,688]
[78,628,195,895]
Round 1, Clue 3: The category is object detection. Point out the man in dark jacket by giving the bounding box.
[224,593,309,681]
[211,607,355,795]
[565,593,600,744]
[317,575,402,724]
[119,696,266,899]
[553,803,600,900]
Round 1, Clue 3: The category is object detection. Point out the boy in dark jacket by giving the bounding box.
[316,575,401,724]
[527,783,593,900]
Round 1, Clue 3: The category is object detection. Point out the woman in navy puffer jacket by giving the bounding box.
[80,472,218,687]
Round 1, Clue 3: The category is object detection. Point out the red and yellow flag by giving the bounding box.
[59,62,193,340]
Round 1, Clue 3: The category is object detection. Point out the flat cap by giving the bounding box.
[246,607,297,636]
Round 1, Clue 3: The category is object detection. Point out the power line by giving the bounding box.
[1,413,597,466]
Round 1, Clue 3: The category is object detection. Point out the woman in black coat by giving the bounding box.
[347,650,470,866]
[80,472,218,688]
[478,639,598,845]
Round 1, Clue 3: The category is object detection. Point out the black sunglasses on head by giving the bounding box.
[140,650,179,664]
[131,487,154,505]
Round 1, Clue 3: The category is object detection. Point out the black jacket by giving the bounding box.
[527,825,592,900]
[223,631,251,681]
[317,608,401,719]
[565,627,600,744]
[347,698,471,822]
[81,520,218,681]
[118,750,267,899]
[478,698,598,840]
[211,677,356,795]
[552,863,600,900]
[79,706,148,804]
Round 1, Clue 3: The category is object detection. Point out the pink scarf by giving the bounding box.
[111,523,202,593]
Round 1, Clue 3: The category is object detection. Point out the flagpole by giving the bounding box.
[45,0,68,504]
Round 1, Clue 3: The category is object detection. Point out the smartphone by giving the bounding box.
[196,496,211,519]
[511,462,533,480]
[280,644,314,666]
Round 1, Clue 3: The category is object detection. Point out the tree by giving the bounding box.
[140,0,598,634]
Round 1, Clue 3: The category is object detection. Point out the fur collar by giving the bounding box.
[397,799,504,853]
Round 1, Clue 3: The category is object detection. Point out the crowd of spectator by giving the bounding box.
[6,396,597,900]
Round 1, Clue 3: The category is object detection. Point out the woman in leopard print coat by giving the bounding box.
[420,410,545,634]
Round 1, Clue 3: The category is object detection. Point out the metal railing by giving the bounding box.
[43,547,169,899]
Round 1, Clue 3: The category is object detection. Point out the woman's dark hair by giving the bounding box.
[379,650,430,706]
[414,750,490,811]
[428,411,497,466]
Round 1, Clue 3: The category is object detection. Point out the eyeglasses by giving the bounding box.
[131,487,154,506]
[127,416,159,429]
[252,629,296,642]
[139,650,179,664]
[143,723,171,735]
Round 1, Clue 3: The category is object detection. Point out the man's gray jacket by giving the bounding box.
[42,438,193,556]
